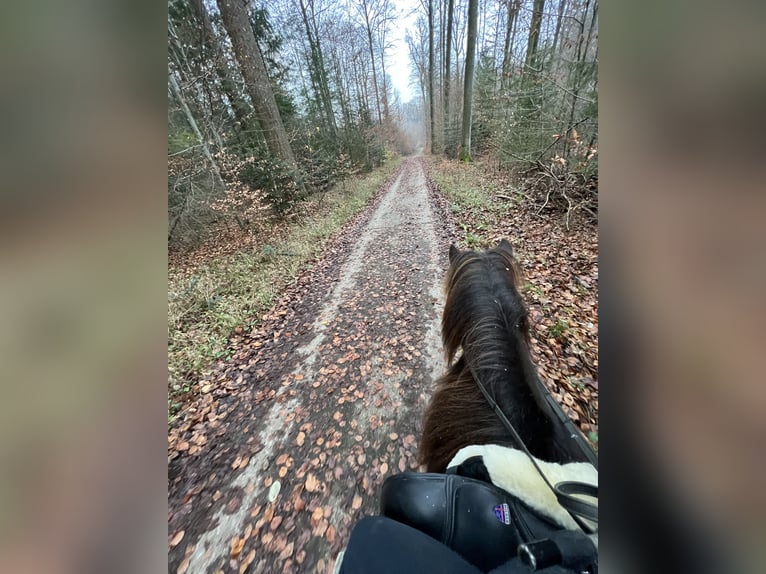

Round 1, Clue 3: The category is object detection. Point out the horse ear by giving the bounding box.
[497,238,514,256]
[449,244,460,263]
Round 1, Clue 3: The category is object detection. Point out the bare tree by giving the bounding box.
[357,0,385,125]
[443,0,455,149]
[524,0,546,74]
[428,0,436,153]
[169,70,224,190]
[459,0,479,161]
[216,0,298,171]
[298,0,338,137]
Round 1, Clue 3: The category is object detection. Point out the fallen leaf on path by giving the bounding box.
[352,495,362,510]
[264,505,274,523]
[230,536,245,558]
[314,519,329,537]
[169,530,184,547]
[279,542,295,560]
[305,473,320,492]
[311,507,324,522]
[296,431,305,446]
[239,550,255,573]
[389,432,398,441]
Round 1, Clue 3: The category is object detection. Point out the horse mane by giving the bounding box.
[419,241,567,472]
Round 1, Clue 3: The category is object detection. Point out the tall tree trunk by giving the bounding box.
[169,71,224,189]
[443,0,454,151]
[299,0,338,137]
[331,48,352,129]
[428,0,436,153]
[379,45,391,123]
[565,0,596,158]
[360,0,384,125]
[501,0,518,89]
[524,0,546,73]
[551,0,568,55]
[216,0,298,172]
[459,0,479,161]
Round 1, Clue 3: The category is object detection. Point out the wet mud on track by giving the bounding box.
[168,157,455,573]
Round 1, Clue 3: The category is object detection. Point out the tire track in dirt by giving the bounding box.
[169,158,451,573]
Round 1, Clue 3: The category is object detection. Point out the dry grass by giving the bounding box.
[168,158,402,418]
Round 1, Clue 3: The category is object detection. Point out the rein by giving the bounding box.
[466,362,599,535]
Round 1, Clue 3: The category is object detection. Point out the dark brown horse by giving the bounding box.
[419,239,587,472]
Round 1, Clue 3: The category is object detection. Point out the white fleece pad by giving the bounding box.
[448,444,597,531]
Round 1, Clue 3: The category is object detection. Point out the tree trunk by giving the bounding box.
[216,0,298,172]
[299,0,338,137]
[501,0,518,89]
[565,0,596,158]
[379,45,391,123]
[551,0,568,55]
[169,71,224,189]
[443,0,454,151]
[428,0,436,153]
[524,0,545,73]
[360,0,384,126]
[331,47,353,129]
[459,0,479,162]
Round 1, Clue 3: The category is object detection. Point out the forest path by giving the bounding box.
[168,157,454,574]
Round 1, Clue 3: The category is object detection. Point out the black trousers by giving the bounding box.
[339,516,481,574]
[339,516,576,574]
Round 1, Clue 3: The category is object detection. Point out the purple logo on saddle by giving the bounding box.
[494,503,511,525]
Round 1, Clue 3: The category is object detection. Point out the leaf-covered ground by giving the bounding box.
[167,156,598,573]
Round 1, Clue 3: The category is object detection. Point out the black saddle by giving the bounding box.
[380,471,597,573]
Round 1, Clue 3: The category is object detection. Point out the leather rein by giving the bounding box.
[467,362,599,535]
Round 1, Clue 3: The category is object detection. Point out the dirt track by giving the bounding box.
[168,157,454,573]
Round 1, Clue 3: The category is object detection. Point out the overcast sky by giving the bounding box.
[388,0,419,104]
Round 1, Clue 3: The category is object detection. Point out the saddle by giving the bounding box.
[380,448,598,573]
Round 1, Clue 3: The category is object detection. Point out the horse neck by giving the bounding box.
[463,328,550,416]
